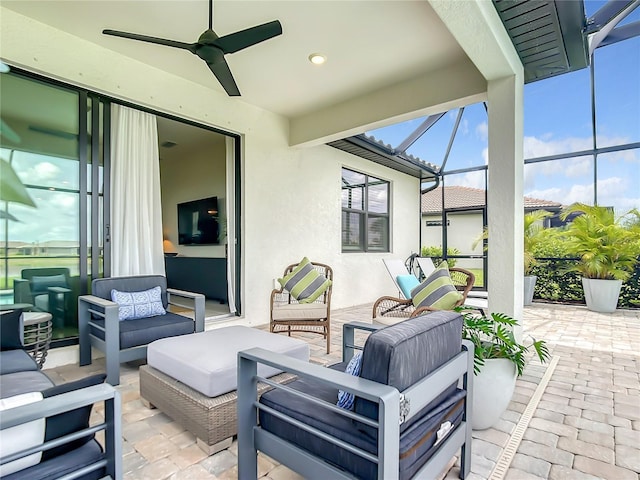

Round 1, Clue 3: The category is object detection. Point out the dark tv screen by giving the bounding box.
[177,196,219,245]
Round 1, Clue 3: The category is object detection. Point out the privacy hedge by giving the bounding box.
[529,231,640,309]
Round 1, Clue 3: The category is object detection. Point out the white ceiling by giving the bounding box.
[1,0,466,120]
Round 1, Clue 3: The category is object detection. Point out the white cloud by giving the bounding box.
[476,122,488,141]
[453,171,485,190]
[526,184,593,205]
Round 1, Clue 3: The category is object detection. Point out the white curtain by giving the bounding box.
[110,104,165,276]
[225,136,237,313]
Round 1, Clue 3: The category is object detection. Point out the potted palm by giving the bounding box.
[561,203,640,313]
[460,309,550,430]
[523,210,552,305]
[473,209,552,306]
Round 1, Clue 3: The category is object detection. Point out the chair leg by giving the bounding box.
[105,342,121,386]
[325,322,330,354]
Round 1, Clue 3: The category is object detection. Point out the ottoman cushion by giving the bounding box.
[147,326,309,397]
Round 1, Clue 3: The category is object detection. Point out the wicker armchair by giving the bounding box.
[270,261,333,354]
[373,267,475,322]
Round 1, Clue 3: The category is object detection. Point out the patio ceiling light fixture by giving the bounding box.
[308,53,327,65]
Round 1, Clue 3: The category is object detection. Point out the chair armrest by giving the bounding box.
[372,295,414,318]
[238,347,399,410]
[0,383,122,479]
[47,286,72,294]
[78,294,120,330]
[167,288,205,332]
[13,278,32,303]
[342,322,382,361]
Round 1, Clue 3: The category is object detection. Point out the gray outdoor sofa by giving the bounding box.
[238,310,474,479]
[0,310,121,479]
[79,274,205,386]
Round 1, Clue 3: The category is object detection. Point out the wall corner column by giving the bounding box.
[487,75,524,335]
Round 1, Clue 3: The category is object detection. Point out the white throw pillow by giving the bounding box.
[0,392,45,476]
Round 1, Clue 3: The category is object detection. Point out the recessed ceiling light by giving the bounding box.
[308,53,327,65]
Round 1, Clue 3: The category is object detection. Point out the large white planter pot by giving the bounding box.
[523,275,537,306]
[582,277,622,313]
[472,358,517,430]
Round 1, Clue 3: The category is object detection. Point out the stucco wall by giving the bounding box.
[1,7,420,327]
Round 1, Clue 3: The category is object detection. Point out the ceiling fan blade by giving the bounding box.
[103,29,197,53]
[206,59,240,96]
[214,20,282,54]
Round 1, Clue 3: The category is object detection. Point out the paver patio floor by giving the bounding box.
[43,303,640,479]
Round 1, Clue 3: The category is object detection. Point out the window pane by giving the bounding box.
[597,149,640,216]
[342,169,365,210]
[367,177,388,214]
[524,68,592,158]
[594,36,640,148]
[524,156,595,206]
[406,110,458,167]
[365,116,427,150]
[10,150,79,190]
[342,211,363,250]
[443,103,488,171]
[367,216,389,251]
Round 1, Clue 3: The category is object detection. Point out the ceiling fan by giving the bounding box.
[102,0,282,96]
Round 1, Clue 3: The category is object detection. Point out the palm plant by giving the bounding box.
[472,209,551,275]
[460,309,550,376]
[524,210,551,275]
[561,203,640,281]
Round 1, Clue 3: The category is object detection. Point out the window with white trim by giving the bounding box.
[341,168,389,252]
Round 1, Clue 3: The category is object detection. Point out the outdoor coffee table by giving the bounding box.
[140,325,309,454]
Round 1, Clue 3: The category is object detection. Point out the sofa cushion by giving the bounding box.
[278,257,331,304]
[3,439,105,480]
[0,371,54,398]
[410,263,462,310]
[1,310,24,351]
[111,286,166,321]
[396,274,420,300]
[271,303,328,321]
[90,312,194,349]
[41,373,107,461]
[30,274,67,295]
[0,392,45,477]
[91,275,169,309]
[355,311,463,437]
[0,349,39,376]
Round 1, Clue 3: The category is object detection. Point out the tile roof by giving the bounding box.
[421,186,563,214]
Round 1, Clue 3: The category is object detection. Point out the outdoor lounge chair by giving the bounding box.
[237,310,474,479]
[78,275,205,385]
[374,263,475,323]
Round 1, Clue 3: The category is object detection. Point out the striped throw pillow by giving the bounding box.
[278,257,332,304]
[410,262,463,310]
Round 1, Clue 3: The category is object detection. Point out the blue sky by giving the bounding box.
[367,2,639,215]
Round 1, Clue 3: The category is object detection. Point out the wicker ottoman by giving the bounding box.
[139,326,309,454]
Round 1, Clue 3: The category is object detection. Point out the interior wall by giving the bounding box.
[1,7,420,327]
[160,135,227,259]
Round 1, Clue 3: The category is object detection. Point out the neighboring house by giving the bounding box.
[421,186,562,269]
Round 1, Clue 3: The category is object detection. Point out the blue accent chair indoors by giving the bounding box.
[78,275,205,386]
[238,310,474,479]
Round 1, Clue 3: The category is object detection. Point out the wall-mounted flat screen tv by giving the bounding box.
[177,196,219,245]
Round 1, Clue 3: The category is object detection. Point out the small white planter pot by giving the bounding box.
[472,358,517,430]
[582,277,622,313]
[523,275,537,306]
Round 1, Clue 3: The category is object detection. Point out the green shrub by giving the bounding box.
[528,227,639,308]
[421,245,460,268]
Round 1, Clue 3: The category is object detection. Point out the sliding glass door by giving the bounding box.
[0,71,109,343]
